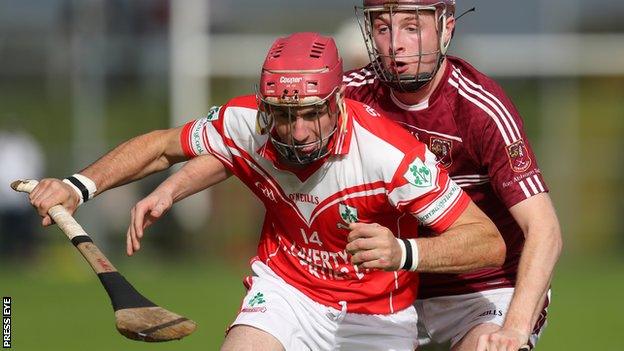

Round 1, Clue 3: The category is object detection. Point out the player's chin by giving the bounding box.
[296,141,323,154]
[403,61,437,75]
[299,148,320,157]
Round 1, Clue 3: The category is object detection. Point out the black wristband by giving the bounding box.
[66,176,89,203]
[401,238,413,270]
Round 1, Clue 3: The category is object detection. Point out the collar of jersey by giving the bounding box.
[388,59,453,111]
[256,107,353,182]
[390,90,429,111]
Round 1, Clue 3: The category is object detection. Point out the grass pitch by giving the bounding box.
[1,254,622,350]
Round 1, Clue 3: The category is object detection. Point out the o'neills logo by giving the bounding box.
[280,76,303,84]
[289,193,319,205]
[241,306,267,313]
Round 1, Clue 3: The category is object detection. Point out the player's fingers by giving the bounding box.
[130,224,141,253]
[126,225,139,256]
[499,339,511,351]
[476,333,490,351]
[488,337,500,351]
[351,248,390,267]
[347,222,370,230]
[28,179,50,202]
[143,205,167,231]
[143,202,167,230]
[345,238,378,255]
[132,204,146,239]
[29,186,48,215]
[40,195,64,215]
[347,223,384,242]
[355,259,386,270]
[126,226,134,256]
[504,338,521,351]
[42,215,54,227]
[33,194,57,217]
[351,249,374,265]
[128,208,141,252]
[150,201,167,219]
[132,227,141,252]
[34,180,63,207]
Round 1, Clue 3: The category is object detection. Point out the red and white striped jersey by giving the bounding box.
[180,95,470,314]
[344,56,549,298]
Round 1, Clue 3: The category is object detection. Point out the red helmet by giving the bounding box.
[257,32,344,165]
[357,0,456,92]
[259,32,343,105]
[362,0,455,15]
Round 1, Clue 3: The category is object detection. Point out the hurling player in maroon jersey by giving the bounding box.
[344,1,562,350]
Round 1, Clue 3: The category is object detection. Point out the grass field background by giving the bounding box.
[1,248,622,351]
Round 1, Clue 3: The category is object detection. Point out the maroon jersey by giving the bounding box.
[344,56,549,298]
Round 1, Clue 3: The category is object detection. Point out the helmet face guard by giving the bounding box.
[257,86,341,165]
[356,1,455,92]
[256,32,344,165]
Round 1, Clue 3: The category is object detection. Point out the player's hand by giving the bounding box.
[476,327,530,351]
[126,190,173,256]
[345,222,402,271]
[28,178,81,227]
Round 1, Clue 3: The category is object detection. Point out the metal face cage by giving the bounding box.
[256,86,341,165]
[356,2,451,92]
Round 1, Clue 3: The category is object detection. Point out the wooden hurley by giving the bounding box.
[11,179,197,342]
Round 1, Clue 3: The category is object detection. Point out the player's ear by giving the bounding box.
[440,14,455,55]
[443,15,455,45]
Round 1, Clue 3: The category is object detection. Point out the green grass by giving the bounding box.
[1,256,248,351]
[538,256,624,351]
[1,254,623,350]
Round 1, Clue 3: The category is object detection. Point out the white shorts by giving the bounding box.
[230,261,419,351]
[415,288,551,349]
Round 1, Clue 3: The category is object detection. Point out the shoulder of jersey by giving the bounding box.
[445,56,516,121]
[221,94,257,110]
[343,65,377,88]
[445,56,509,100]
[211,95,257,123]
[346,99,425,154]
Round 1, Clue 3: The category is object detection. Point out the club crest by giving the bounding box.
[403,158,432,188]
[506,139,531,173]
[206,105,221,121]
[429,137,453,168]
[248,292,266,306]
[339,203,358,224]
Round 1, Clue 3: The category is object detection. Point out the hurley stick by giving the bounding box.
[11,179,197,342]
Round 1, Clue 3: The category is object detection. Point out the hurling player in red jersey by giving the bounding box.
[28,32,504,350]
[344,1,562,350]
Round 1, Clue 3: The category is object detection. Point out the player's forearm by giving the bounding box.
[415,221,505,273]
[502,221,562,334]
[155,154,231,203]
[79,128,185,195]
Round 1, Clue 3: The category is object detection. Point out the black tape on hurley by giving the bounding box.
[97,272,157,311]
